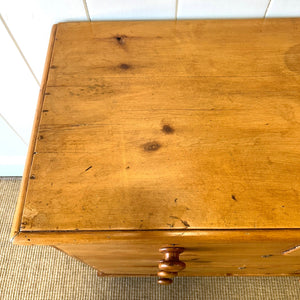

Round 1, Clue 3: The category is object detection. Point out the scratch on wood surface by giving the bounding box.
[282,245,300,255]
[181,220,190,227]
[169,216,190,227]
[261,254,273,258]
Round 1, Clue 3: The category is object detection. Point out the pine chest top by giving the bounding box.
[12,19,300,243]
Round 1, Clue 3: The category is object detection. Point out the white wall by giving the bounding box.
[0,0,299,175]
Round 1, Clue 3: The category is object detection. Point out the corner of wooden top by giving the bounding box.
[10,178,26,245]
[9,231,31,245]
[10,188,25,244]
[9,230,20,244]
[51,23,58,38]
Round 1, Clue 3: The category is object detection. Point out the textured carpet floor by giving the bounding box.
[0,177,300,300]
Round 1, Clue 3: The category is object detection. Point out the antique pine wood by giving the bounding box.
[11,19,300,280]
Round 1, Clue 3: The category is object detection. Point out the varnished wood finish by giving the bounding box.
[13,19,300,232]
[11,19,300,278]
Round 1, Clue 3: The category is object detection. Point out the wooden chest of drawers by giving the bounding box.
[11,19,300,285]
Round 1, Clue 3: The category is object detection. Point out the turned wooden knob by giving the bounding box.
[157,270,178,278]
[157,247,185,285]
[159,260,186,272]
[157,278,173,285]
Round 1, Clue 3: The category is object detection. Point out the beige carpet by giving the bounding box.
[0,178,300,300]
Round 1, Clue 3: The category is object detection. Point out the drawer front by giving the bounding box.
[56,240,300,277]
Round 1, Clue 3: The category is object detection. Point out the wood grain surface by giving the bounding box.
[12,19,300,234]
